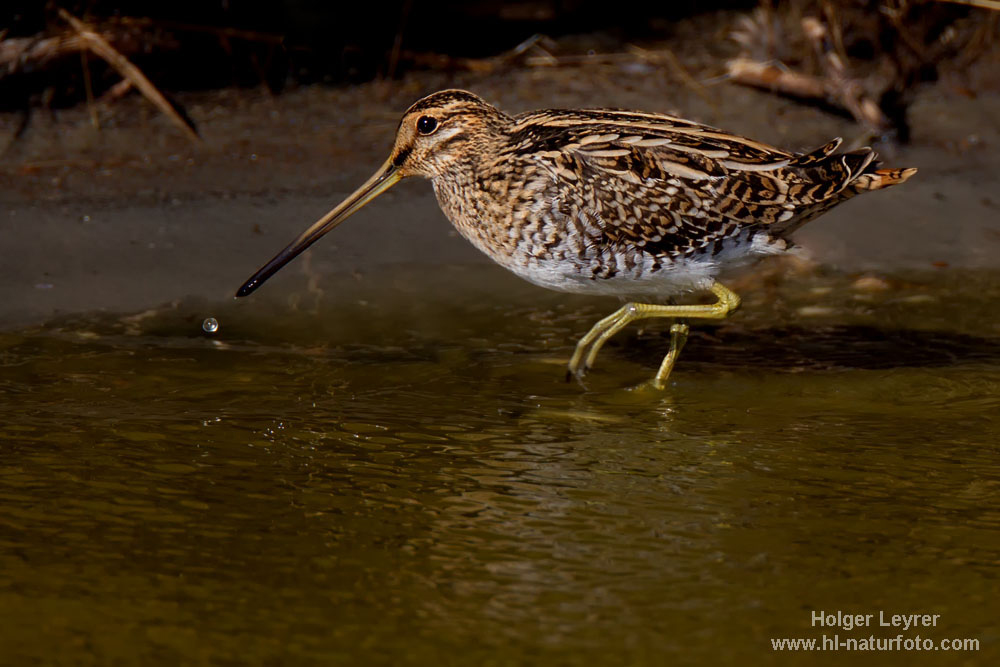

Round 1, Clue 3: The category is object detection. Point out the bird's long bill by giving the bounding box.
[236,159,401,297]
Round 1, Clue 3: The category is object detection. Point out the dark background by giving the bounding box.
[2,1,757,100]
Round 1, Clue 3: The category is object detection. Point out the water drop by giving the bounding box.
[202,317,219,334]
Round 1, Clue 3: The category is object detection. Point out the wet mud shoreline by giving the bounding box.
[1,46,998,328]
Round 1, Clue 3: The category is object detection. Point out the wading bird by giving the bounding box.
[237,90,915,388]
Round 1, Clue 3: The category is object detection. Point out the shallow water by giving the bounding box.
[2,266,999,664]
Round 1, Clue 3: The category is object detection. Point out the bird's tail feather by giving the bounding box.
[852,167,919,191]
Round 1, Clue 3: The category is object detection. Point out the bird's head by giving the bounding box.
[236,90,507,297]
[388,89,507,179]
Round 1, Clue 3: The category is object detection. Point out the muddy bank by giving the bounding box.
[1,54,998,328]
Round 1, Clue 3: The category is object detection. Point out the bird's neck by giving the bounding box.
[430,148,524,271]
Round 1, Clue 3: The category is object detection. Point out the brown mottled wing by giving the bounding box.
[513,109,882,257]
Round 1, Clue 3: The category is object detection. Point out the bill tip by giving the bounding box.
[235,280,257,298]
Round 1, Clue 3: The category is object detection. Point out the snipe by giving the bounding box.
[237,90,916,388]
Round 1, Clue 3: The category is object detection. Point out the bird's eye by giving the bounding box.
[417,116,438,135]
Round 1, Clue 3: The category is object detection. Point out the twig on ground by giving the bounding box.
[98,78,134,104]
[57,8,200,143]
[725,58,828,100]
[935,0,1000,10]
[1,33,85,74]
[801,15,891,134]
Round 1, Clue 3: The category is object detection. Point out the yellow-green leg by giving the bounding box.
[566,282,741,388]
[651,322,690,389]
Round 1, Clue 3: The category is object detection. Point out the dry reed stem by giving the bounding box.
[57,8,200,143]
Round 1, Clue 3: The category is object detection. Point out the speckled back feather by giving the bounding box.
[401,90,917,295]
[501,108,913,245]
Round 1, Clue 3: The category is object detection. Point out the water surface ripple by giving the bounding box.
[1,269,998,664]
